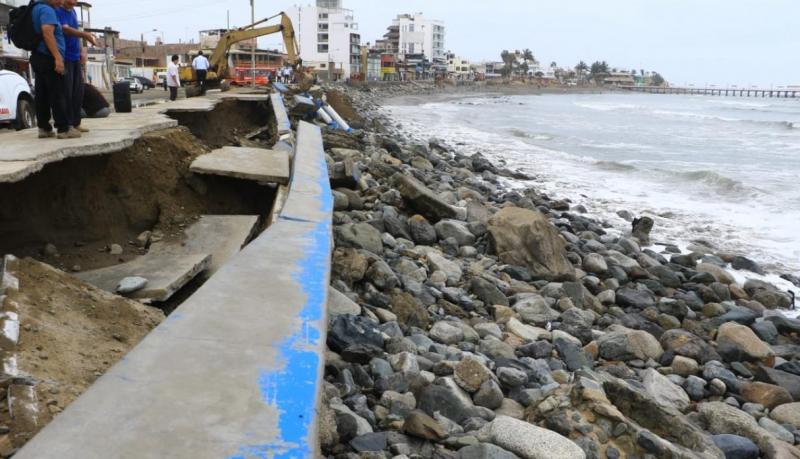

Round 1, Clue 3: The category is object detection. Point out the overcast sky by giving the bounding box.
[92,0,800,87]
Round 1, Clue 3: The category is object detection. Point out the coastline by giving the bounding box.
[319,81,800,458]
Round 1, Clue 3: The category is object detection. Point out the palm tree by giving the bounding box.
[523,49,536,65]
[575,61,589,82]
[550,61,557,69]
[500,50,515,77]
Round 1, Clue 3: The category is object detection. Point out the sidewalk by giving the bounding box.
[0,91,268,184]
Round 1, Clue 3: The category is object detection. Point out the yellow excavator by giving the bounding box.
[181,12,310,96]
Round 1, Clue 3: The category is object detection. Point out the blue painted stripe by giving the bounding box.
[230,135,333,458]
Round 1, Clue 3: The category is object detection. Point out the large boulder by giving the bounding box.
[487,208,575,282]
[393,173,459,222]
[418,378,484,423]
[327,314,384,353]
[716,322,774,365]
[711,434,760,459]
[740,382,793,409]
[334,223,383,254]
[744,279,792,309]
[435,219,476,246]
[390,291,430,329]
[770,402,800,429]
[485,415,585,459]
[598,326,663,362]
[642,368,690,411]
[700,402,800,459]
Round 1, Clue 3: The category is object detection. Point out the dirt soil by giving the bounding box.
[0,257,164,450]
[326,89,363,125]
[167,99,275,149]
[0,127,276,273]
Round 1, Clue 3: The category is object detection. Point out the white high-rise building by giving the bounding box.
[392,13,445,63]
[287,0,361,79]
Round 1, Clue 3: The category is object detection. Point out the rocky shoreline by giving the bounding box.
[318,82,800,459]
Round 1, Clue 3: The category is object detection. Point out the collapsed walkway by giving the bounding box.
[3,92,333,457]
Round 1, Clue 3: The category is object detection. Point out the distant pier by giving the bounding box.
[624,86,799,98]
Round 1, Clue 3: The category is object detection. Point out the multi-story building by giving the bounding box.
[287,0,361,80]
[391,13,445,63]
[446,53,471,78]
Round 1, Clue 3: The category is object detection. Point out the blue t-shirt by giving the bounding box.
[32,1,65,58]
[56,7,80,62]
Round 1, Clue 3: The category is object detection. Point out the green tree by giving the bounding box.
[590,61,609,83]
[500,50,515,77]
[652,72,666,86]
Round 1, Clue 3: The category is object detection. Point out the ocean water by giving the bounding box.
[384,92,800,300]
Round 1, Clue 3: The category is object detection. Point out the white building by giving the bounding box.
[392,13,445,63]
[446,54,471,78]
[287,0,361,79]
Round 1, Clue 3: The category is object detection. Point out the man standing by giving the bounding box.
[57,0,96,133]
[192,50,209,94]
[167,54,180,101]
[31,0,76,139]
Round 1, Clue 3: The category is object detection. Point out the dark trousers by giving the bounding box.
[196,69,207,93]
[64,60,84,127]
[30,53,69,133]
[169,86,178,101]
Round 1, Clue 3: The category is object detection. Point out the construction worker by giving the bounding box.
[192,50,209,94]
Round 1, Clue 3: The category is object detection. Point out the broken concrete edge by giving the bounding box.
[0,255,39,440]
[14,121,333,458]
[270,92,292,136]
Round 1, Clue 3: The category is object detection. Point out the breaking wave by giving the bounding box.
[508,128,552,140]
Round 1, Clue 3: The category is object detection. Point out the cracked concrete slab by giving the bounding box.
[152,215,260,276]
[190,146,290,185]
[76,252,211,303]
[0,92,275,184]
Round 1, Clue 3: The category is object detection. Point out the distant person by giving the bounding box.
[192,50,209,94]
[81,83,109,118]
[57,0,96,133]
[167,54,180,101]
[31,0,75,139]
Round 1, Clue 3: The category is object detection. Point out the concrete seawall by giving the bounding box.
[15,121,333,458]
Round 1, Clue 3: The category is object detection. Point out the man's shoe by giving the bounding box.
[76,125,89,133]
[38,129,55,139]
[56,128,82,139]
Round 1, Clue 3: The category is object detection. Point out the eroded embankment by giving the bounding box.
[0,96,281,455]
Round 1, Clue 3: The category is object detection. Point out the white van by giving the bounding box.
[0,69,35,129]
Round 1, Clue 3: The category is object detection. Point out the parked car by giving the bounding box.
[0,69,35,130]
[132,75,156,90]
[120,77,144,94]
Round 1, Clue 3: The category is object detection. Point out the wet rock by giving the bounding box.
[474,379,504,410]
[615,284,657,309]
[435,220,477,246]
[731,256,764,275]
[757,416,794,443]
[712,434,760,459]
[390,291,430,329]
[661,329,721,364]
[487,207,575,282]
[700,401,800,459]
[753,366,800,401]
[582,253,608,274]
[770,402,800,430]
[454,357,493,393]
[642,368,690,411]
[430,321,465,345]
[485,415,586,459]
[328,315,384,353]
[403,410,446,441]
[350,431,388,452]
[336,223,384,254]
[631,216,654,245]
[393,173,459,221]
[456,443,520,459]
[716,322,774,365]
[428,252,463,285]
[598,326,663,362]
[696,263,735,285]
[367,259,400,290]
[329,287,362,317]
[470,278,508,307]
[740,382,793,409]
[418,378,483,423]
[744,280,791,309]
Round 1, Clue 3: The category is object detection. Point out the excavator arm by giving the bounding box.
[209,12,300,80]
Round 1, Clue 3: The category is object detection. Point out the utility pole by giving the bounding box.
[250,0,256,88]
